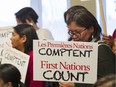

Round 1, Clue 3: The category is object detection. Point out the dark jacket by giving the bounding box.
[75,44,116,87]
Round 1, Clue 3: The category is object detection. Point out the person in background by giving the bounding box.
[15,7,39,30]
[15,7,54,40]
[0,63,25,87]
[112,29,116,54]
[37,28,54,40]
[59,5,115,87]
[102,29,116,54]
[112,29,116,38]
[93,74,116,87]
[10,24,43,87]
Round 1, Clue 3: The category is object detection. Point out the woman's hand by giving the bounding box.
[59,82,74,87]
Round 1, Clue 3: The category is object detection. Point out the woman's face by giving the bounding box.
[68,22,93,42]
[10,30,24,51]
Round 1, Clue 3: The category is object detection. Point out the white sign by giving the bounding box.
[0,42,4,64]
[33,40,98,84]
[0,27,13,63]
[0,26,13,47]
[1,47,30,83]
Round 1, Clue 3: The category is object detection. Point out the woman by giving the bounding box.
[59,5,115,87]
[64,5,88,41]
[10,23,43,87]
[0,63,25,87]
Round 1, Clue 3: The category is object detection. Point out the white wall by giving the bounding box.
[0,0,30,27]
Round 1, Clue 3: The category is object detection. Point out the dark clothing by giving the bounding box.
[75,44,116,87]
[25,51,43,87]
[44,82,59,87]
[20,82,26,87]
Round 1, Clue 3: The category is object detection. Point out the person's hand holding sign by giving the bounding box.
[59,82,74,87]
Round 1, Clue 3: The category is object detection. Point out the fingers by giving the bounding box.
[59,82,74,87]
[102,34,110,40]
[102,34,114,47]
[59,82,66,87]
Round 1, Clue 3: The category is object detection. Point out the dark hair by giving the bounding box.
[0,64,25,87]
[64,5,87,23]
[15,7,38,23]
[93,74,116,87]
[67,6,102,41]
[13,23,38,54]
[64,5,88,41]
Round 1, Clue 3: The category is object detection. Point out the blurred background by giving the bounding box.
[0,0,115,41]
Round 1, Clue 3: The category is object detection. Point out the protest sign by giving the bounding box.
[0,26,13,47]
[0,42,4,63]
[1,47,29,83]
[33,40,98,84]
[0,27,13,63]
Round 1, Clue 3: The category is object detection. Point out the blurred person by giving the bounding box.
[15,7,39,30]
[10,24,43,87]
[112,29,116,54]
[0,63,25,87]
[112,29,116,38]
[112,39,116,54]
[59,5,115,87]
[102,29,116,54]
[37,28,54,40]
[15,7,54,40]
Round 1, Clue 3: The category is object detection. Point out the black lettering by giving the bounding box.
[54,70,61,80]
[43,70,53,80]
[43,70,89,82]
[62,71,70,81]
[46,48,52,56]
[38,48,46,55]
